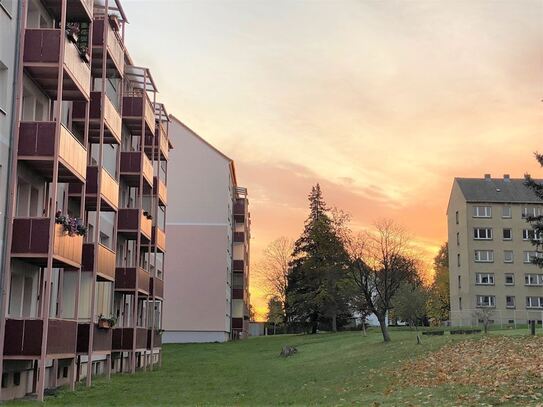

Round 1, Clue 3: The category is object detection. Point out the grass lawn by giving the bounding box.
[7,328,538,406]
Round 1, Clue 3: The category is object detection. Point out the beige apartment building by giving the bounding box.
[448,175,543,326]
[163,116,251,343]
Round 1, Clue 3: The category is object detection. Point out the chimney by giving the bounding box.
[504,174,510,182]
[484,174,491,181]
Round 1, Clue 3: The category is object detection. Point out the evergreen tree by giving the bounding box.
[525,155,543,267]
[427,243,450,322]
[286,184,351,333]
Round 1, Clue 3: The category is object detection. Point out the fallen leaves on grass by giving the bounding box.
[393,336,543,404]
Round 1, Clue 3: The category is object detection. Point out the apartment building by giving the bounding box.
[448,174,543,326]
[0,0,170,400]
[163,116,250,343]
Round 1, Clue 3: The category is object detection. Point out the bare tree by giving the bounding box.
[473,308,493,334]
[256,237,294,317]
[348,220,420,342]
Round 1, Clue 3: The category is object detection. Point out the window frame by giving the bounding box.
[502,205,512,218]
[504,250,514,263]
[475,273,495,286]
[506,296,515,309]
[476,295,495,308]
[473,206,492,218]
[473,227,492,240]
[502,228,512,241]
[504,273,515,286]
[474,250,494,263]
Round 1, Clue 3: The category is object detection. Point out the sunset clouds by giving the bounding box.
[123,0,543,317]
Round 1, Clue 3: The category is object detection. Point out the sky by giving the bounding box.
[122,0,543,318]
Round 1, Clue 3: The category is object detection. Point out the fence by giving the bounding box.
[450,309,543,329]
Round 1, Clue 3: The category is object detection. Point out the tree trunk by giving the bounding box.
[331,314,337,332]
[377,313,391,342]
[311,321,318,334]
[362,320,367,337]
[273,323,276,335]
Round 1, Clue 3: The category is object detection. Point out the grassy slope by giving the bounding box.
[10,328,524,406]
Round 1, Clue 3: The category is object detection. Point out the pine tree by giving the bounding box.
[427,243,450,322]
[286,184,351,333]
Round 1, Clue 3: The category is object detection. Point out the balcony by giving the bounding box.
[11,219,83,269]
[42,0,93,22]
[115,267,150,295]
[233,200,246,223]
[233,288,244,300]
[23,29,91,100]
[82,242,116,281]
[233,260,244,272]
[145,123,169,161]
[92,18,125,77]
[120,151,153,190]
[73,91,122,144]
[151,227,166,253]
[112,327,148,351]
[150,277,164,299]
[153,177,167,206]
[122,93,155,137]
[233,232,245,243]
[4,318,77,357]
[18,122,87,183]
[77,323,112,353]
[232,317,244,330]
[118,209,152,242]
[147,329,162,350]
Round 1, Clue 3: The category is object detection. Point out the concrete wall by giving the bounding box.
[163,118,234,342]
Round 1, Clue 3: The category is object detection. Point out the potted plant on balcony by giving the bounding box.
[98,314,117,329]
[55,211,88,237]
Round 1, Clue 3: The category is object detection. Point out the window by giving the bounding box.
[524,251,542,264]
[522,207,543,219]
[525,274,543,286]
[473,206,492,218]
[455,211,459,225]
[475,273,495,285]
[523,229,535,241]
[458,275,461,289]
[13,372,20,386]
[526,296,543,309]
[505,273,514,285]
[457,253,460,267]
[474,250,493,263]
[473,228,492,240]
[63,366,68,378]
[476,295,495,308]
[504,250,514,263]
[506,296,515,308]
[459,297,462,310]
[503,228,512,240]
[1,373,7,388]
[456,232,460,246]
[502,205,512,218]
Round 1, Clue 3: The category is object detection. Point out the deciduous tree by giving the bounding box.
[427,243,450,323]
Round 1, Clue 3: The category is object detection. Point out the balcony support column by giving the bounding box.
[36,0,67,402]
[69,357,76,391]
[86,0,108,388]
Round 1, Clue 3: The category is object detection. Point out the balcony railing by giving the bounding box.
[147,329,162,350]
[233,199,246,223]
[122,92,155,136]
[18,122,87,182]
[11,219,83,269]
[120,151,153,188]
[233,288,244,300]
[153,177,167,206]
[115,267,150,294]
[82,242,116,281]
[77,322,112,353]
[117,208,152,241]
[233,232,245,243]
[85,166,119,211]
[92,18,125,77]
[23,29,91,100]
[150,276,164,299]
[233,259,244,272]
[151,226,166,253]
[4,318,77,357]
[73,91,121,144]
[43,0,93,22]
[112,327,148,351]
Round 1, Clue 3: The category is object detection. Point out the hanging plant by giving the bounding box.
[55,211,87,237]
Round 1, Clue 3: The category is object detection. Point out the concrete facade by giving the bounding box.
[448,175,543,326]
[163,116,250,343]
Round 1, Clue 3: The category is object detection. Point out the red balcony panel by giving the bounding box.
[92,19,125,78]
[147,329,162,350]
[120,151,153,189]
[233,260,244,272]
[24,29,60,63]
[77,323,113,353]
[41,0,93,22]
[112,328,147,351]
[233,288,244,300]
[232,317,243,330]
[115,267,150,295]
[47,319,77,355]
[233,232,245,243]
[122,95,154,136]
[81,243,116,281]
[150,277,164,299]
[73,92,121,144]
[118,208,152,242]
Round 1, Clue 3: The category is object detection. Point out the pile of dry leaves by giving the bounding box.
[393,335,543,404]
